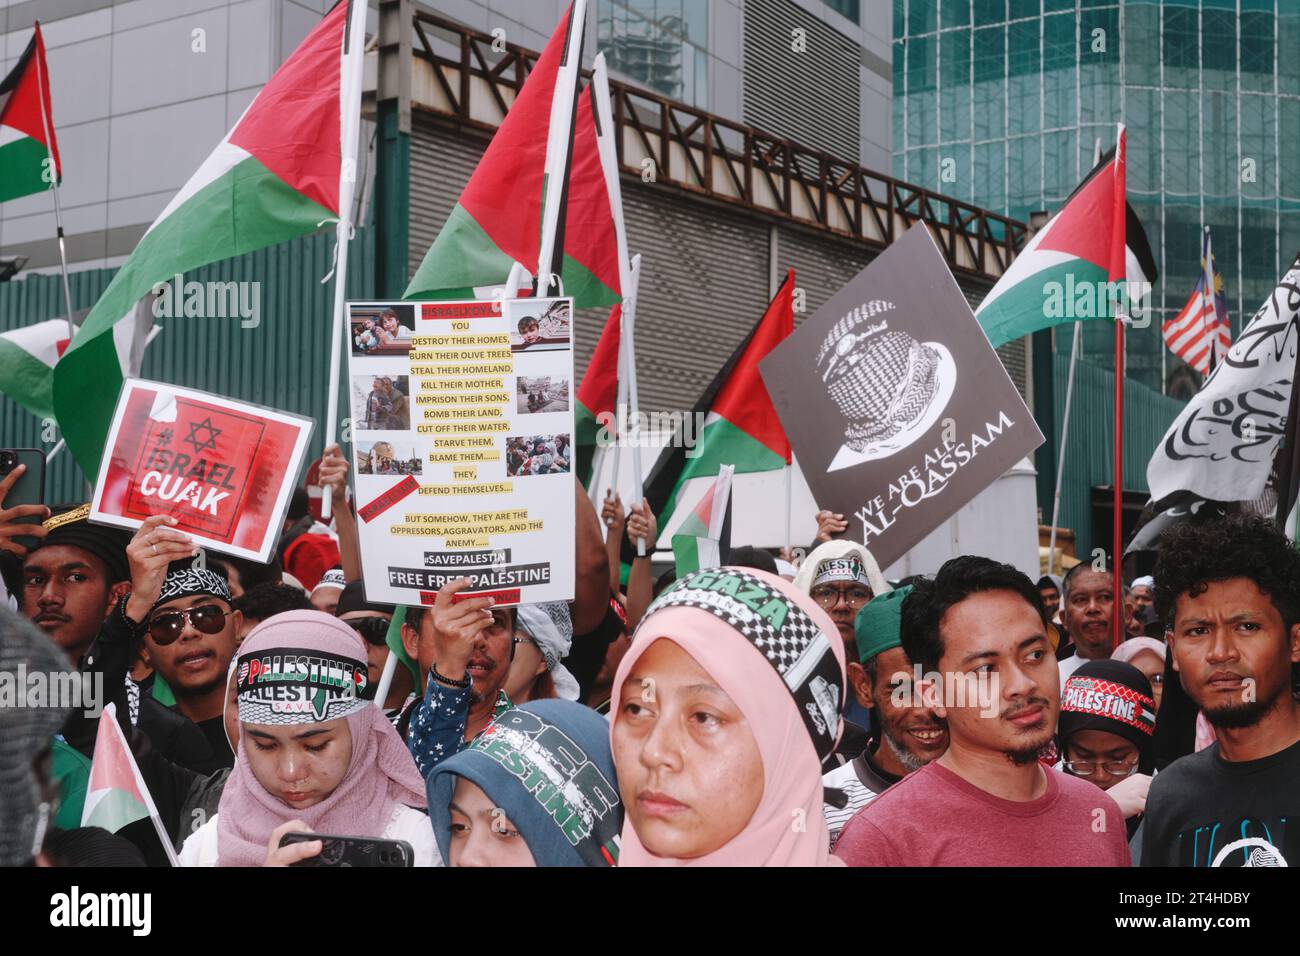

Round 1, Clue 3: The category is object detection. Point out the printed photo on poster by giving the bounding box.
[357,440,423,476]
[508,300,571,352]
[505,434,571,476]
[516,376,571,414]
[351,374,411,430]
[351,303,416,356]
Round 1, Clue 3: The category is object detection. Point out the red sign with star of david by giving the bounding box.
[91,380,314,561]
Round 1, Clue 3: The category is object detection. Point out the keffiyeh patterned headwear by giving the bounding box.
[645,568,844,763]
[613,568,847,867]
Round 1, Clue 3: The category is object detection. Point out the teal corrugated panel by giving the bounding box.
[0,227,375,505]
[1052,350,1187,558]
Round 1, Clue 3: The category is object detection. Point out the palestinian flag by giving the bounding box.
[575,304,621,486]
[671,464,734,575]
[82,704,178,864]
[53,0,366,478]
[642,272,795,545]
[977,128,1155,348]
[0,318,70,419]
[0,23,60,204]
[404,5,621,309]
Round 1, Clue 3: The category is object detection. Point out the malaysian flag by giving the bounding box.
[1163,228,1231,375]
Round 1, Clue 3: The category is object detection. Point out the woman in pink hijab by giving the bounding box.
[610,567,846,866]
[178,610,433,866]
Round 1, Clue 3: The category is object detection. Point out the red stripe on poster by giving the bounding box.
[358,475,420,523]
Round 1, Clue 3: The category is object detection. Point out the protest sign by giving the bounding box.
[346,298,576,606]
[759,224,1043,567]
[90,379,313,562]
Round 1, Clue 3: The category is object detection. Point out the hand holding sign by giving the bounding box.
[430,577,502,687]
[124,515,198,622]
[814,510,847,543]
[317,443,350,507]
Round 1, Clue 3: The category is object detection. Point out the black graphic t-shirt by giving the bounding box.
[1141,736,1300,867]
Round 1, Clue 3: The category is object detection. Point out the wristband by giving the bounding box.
[115,593,146,637]
[431,663,470,689]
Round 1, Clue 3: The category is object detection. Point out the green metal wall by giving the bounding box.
[1052,350,1186,558]
[0,227,375,504]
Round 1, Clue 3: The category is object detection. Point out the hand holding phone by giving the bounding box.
[268,819,414,867]
[0,450,49,558]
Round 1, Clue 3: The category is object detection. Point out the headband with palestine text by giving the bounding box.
[811,557,871,589]
[236,646,371,725]
[644,568,844,763]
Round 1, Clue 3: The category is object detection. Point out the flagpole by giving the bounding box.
[373,651,398,712]
[783,462,792,559]
[625,254,646,557]
[1111,127,1127,650]
[321,1,368,522]
[31,22,74,340]
[534,0,588,298]
[1047,139,1102,576]
[1047,320,1081,575]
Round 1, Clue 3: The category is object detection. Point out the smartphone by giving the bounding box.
[278,831,415,868]
[0,449,46,551]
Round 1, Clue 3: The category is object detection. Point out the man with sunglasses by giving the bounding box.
[400,576,518,780]
[334,579,413,716]
[118,515,243,768]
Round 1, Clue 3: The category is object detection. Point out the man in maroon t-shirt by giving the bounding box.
[835,556,1130,867]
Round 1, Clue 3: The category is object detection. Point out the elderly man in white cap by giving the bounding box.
[793,539,891,731]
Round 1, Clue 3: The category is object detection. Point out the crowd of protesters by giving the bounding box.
[3,448,1298,868]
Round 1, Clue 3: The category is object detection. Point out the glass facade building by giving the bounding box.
[597,0,711,107]
[893,1,1300,396]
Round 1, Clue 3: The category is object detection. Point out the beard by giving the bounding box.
[1204,693,1276,730]
[883,731,927,773]
[1004,742,1047,766]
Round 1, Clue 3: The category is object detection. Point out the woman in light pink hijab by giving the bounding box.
[179,611,432,866]
[610,567,846,866]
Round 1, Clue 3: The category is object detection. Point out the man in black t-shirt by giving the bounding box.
[1142,514,1300,867]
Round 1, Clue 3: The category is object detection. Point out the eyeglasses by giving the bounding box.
[810,586,873,611]
[1062,759,1139,778]
[147,603,228,645]
[346,616,391,646]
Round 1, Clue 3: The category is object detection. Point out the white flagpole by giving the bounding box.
[1203,226,1220,372]
[534,0,588,298]
[373,651,398,712]
[610,319,627,509]
[1047,137,1103,574]
[784,462,792,557]
[624,255,646,557]
[31,23,74,342]
[321,1,369,522]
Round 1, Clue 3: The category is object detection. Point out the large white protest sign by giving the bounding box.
[345,298,576,607]
[1148,254,1300,504]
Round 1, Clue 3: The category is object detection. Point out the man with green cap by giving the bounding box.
[822,586,949,848]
